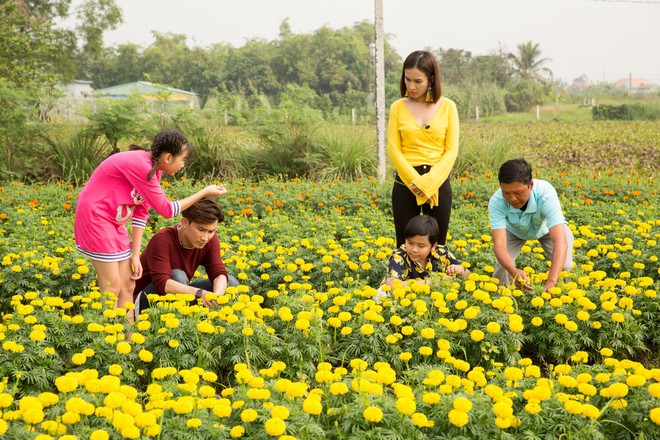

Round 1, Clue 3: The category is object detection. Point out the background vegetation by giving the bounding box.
[2,0,658,183]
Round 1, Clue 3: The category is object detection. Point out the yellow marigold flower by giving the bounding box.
[363,406,383,423]
[103,392,126,410]
[582,404,600,419]
[549,298,563,308]
[55,376,78,393]
[509,320,524,332]
[495,417,512,428]
[71,353,87,366]
[240,408,258,423]
[116,342,131,354]
[400,352,412,362]
[90,430,109,440]
[395,397,416,415]
[264,417,286,436]
[230,426,245,438]
[212,403,232,418]
[423,392,441,405]
[470,330,485,342]
[448,409,469,427]
[165,317,180,328]
[286,382,308,398]
[493,401,513,418]
[185,418,202,428]
[650,408,660,425]
[360,324,374,335]
[608,383,629,398]
[612,399,628,409]
[530,297,544,308]
[525,402,541,414]
[130,333,145,344]
[37,392,59,407]
[463,306,480,319]
[419,346,433,356]
[558,375,578,388]
[486,322,501,334]
[647,383,660,398]
[611,312,625,323]
[554,364,572,375]
[173,396,195,414]
[268,405,289,420]
[531,317,543,326]
[577,383,597,396]
[29,329,46,341]
[504,367,524,382]
[139,349,153,362]
[626,374,646,387]
[420,327,435,339]
[303,398,322,415]
[453,397,473,412]
[411,412,434,427]
[401,325,414,336]
[576,310,590,322]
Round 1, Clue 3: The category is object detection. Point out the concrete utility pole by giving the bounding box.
[374,0,386,182]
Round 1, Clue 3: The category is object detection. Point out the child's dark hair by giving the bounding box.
[139,128,191,180]
[498,158,533,185]
[404,215,440,245]
[182,197,224,225]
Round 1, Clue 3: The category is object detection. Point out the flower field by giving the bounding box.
[0,168,659,439]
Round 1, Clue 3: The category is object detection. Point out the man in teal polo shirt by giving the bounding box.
[488,158,574,292]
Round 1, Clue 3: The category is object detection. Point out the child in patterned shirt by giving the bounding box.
[381,215,468,290]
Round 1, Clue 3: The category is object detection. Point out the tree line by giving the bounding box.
[2,0,557,120]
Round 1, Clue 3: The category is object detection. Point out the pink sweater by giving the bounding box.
[74,150,180,259]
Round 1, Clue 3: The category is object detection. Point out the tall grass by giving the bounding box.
[454,123,520,175]
[308,125,377,180]
[44,128,110,185]
[182,124,242,180]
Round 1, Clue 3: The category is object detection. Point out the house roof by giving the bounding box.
[567,81,589,91]
[614,77,649,89]
[94,81,197,97]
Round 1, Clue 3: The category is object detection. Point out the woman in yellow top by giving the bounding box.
[388,50,459,247]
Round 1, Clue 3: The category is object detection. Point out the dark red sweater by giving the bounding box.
[133,226,228,298]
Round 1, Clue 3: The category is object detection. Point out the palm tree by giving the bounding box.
[509,41,553,82]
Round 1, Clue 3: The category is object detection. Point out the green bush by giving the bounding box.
[592,103,660,121]
[252,85,324,177]
[84,95,153,153]
[0,79,47,180]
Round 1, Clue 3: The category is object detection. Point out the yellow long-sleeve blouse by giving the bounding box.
[387,97,459,206]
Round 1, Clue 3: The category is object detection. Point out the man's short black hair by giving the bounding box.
[498,158,533,185]
[182,198,224,225]
[404,215,440,245]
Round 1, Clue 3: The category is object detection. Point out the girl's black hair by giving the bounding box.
[404,215,440,245]
[498,158,533,185]
[145,128,191,180]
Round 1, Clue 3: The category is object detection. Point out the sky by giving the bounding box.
[98,0,660,84]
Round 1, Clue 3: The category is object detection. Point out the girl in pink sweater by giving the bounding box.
[74,128,226,317]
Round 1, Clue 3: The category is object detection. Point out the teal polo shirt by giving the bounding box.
[488,179,566,240]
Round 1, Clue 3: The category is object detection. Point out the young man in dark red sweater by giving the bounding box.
[133,197,238,315]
